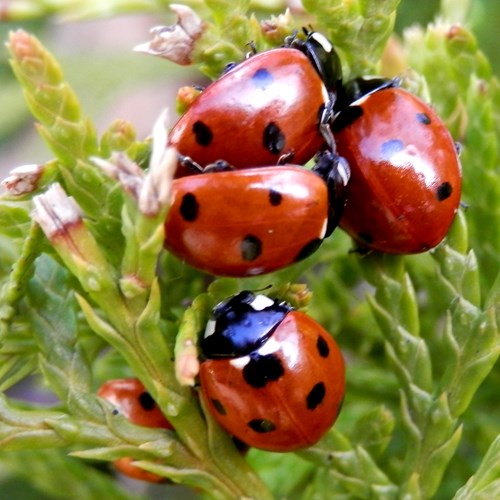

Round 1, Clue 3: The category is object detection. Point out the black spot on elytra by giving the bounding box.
[138,392,156,411]
[331,105,364,133]
[179,193,199,222]
[416,112,431,125]
[269,189,282,206]
[211,399,227,416]
[192,120,213,146]
[295,238,323,262]
[112,409,119,416]
[251,68,273,89]
[436,181,453,201]
[241,235,262,261]
[316,336,330,358]
[358,232,374,244]
[380,139,404,160]
[243,353,284,388]
[247,418,276,433]
[263,122,285,154]
[306,382,326,410]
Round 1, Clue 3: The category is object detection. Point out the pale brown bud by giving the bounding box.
[134,4,206,65]
[2,164,44,195]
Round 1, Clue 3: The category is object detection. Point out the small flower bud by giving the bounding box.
[32,183,83,239]
[92,110,176,217]
[134,4,206,65]
[175,339,200,387]
[2,164,44,195]
[176,86,202,115]
[260,9,295,45]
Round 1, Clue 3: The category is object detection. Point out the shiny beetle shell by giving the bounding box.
[164,166,331,276]
[199,292,345,452]
[333,86,462,253]
[169,48,332,176]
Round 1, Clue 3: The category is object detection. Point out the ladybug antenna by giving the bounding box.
[251,284,273,293]
[245,41,257,58]
[302,25,314,37]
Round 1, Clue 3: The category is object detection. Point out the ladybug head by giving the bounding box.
[289,28,342,95]
[201,292,292,359]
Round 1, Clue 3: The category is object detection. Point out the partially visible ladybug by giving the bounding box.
[332,79,462,253]
[198,291,345,452]
[169,30,342,177]
[98,378,173,483]
[164,151,350,277]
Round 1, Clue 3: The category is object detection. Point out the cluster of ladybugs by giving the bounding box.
[98,30,462,481]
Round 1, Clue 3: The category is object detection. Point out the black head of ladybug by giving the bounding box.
[312,150,351,237]
[286,29,342,96]
[201,292,293,359]
[335,76,400,112]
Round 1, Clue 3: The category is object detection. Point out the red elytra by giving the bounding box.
[98,378,172,483]
[98,378,172,430]
[200,307,345,452]
[113,457,168,484]
[164,166,332,277]
[333,86,462,254]
[169,48,331,177]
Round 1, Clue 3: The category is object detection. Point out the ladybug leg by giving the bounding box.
[178,154,204,174]
[283,29,299,48]
[245,41,258,58]
[204,160,235,173]
[312,150,351,237]
[277,150,295,165]
[318,98,337,152]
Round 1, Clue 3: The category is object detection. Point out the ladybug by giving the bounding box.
[164,151,350,277]
[98,378,173,483]
[198,291,345,452]
[169,30,342,177]
[332,79,462,253]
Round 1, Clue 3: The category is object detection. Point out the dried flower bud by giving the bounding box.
[134,4,206,65]
[176,85,202,115]
[175,338,200,387]
[260,9,295,45]
[32,183,83,239]
[92,110,176,217]
[2,164,44,195]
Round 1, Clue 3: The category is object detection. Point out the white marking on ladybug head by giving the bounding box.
[256,336,281,356]
[204,319,216,339]
[338,156,351,186]
[319,218,328,239]
[310,32,333,53]
[230,355,251,369]
[250,294,274,311]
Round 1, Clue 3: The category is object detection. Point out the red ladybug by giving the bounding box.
[169,30,342,177]
[164,151,350,277]
[198,291,345,452]
[98,378,172,483]
[332,79,462,253]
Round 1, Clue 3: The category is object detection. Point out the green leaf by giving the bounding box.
[302,0,401,74]
[0,394,67,451]
[0,449,140,500]
[0,204,30,239]
[351,406,395,458]
[7,30,98,166]
[454,434,500,500]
